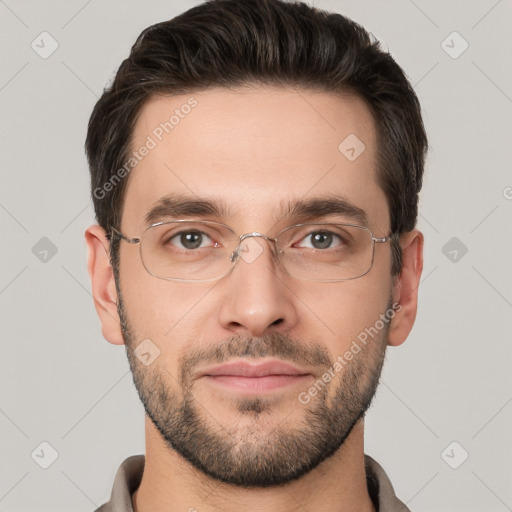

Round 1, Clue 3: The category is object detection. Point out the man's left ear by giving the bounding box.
[387,229,424,347]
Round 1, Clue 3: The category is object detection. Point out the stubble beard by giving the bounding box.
[117,290,390,488]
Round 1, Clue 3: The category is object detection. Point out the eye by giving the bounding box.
[169,230,215,250]
[295,230,343,250]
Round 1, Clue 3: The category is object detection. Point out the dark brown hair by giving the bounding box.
[85,0,427,276]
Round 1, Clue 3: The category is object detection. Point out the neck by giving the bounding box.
[132,417,376,512]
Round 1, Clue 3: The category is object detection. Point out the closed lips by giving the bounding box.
[200,361,310,378]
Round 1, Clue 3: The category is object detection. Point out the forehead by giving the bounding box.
[122,86,389,233]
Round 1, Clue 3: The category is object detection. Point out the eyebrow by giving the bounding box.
[282,196,368,226]
[144,193,368,227]
[145,193,234,225]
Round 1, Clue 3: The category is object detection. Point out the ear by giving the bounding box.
[387,229,424,347]
[85,225,125,345]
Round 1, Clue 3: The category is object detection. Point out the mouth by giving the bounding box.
[198,360,313,394]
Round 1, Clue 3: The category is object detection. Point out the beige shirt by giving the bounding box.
[95,454,411,511]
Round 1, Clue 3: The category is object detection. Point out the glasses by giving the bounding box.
[111,219,394,283]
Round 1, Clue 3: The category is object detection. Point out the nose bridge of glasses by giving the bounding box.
[230,232,279,263]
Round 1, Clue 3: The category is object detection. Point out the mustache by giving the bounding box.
[180,331,333,381]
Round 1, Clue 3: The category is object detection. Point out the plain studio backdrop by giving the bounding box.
[0,1,511,511]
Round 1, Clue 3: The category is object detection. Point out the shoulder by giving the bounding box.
[93,455,145,512]
[364,454,411,512]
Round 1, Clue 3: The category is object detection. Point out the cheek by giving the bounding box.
[120,258,217,346]
[119,245,183,330]
[296,277,392,352]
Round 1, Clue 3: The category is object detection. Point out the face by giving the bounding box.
[114,86,397,487]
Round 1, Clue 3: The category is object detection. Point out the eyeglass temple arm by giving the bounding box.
[110,226,140,244]
[374,232,399,244]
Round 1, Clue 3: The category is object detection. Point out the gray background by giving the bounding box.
[0,0,511,510]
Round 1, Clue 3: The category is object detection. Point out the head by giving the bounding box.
[85,0,426,487]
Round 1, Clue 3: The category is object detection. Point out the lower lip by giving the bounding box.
[204,374,311,394]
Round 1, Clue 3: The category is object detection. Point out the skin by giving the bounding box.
[86,86,423,512]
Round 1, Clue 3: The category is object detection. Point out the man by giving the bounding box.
[85,0,426,510]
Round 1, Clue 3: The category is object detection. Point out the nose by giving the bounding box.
[218,235,299,337]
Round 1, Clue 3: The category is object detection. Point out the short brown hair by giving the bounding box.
[85,0,427,276]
